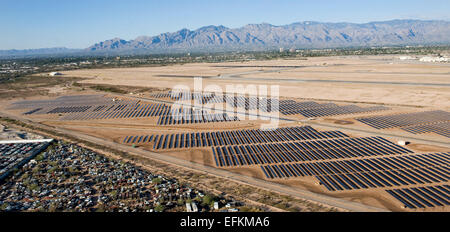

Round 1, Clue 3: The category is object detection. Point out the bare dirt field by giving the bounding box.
[63,55,450,109]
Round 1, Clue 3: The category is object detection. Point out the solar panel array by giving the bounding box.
[223,95,278,112]
[401,122,450,138]
[122,126,346,149]
[156,111,239,125]
[356,110,450,138]
[356,110,450,129]
[11,95,248,127]
[279,100,336,115]
[123,134,155,145]
[150,91,279,112]
[118,118,448,210]
[10,95,144,119]
[23,108,42,115]
[261,152,449,191]
[62,102,171,120]
[9,95,114,110]
[150,90,395,119]
[47,106,92,114]
[215,136,412,167]
[279,100,390,117]
[262,152,449,178]
[386,184,450,209]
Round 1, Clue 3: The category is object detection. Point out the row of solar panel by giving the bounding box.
[23,108,42,115]
[356,110,450,129]
[47,106,92,114]
[401,122,450,138]
[279,102,337,115]
[124,126,346,148]
[149,91,396,118]
[93,105,108,112]
[61,103,171,120]
[123,135,155,144]
[151,92,354,115]
[156,113,239,125]
[149,91,225,102]
[213,137,412,167]
[386,185,450,209]
[223,96,278,112]
[313,166,450,191]
[55,94,107,101]
[212,137,412,167]
[261,153,450,178]
[10,95,121,110]
[149,91,279,112]
[20,98,139,117]
[197,95,278,112]
[150,91,275,102]
[289,105,390,118]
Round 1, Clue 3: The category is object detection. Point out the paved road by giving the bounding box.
[220,76,450,87]
[222,64,450,87]
[0,111,389,212]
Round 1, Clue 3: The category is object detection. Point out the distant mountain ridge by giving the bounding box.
[1,19,450,57]
[0,47,82,58]
[87,19,450,53]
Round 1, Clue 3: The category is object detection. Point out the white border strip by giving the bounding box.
[0,139,53,144]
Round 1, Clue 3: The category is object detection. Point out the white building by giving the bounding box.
[419,56,449,63]
[49,72,63,76]
[397,141,408,146]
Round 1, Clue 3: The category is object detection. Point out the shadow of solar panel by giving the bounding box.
[23,108,42,115]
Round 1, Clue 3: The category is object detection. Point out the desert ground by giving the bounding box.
[2,55,449,212]
[63,55,450,108]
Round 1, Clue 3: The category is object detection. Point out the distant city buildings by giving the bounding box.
[419,56,449,63]
[398,56,416,60]
[397,55,449,63]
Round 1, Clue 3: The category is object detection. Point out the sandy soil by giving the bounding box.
[62,55,450,109]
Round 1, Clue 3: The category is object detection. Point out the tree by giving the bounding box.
[202,194,217,207]
[152,178,162,184]
[154,204,165,212]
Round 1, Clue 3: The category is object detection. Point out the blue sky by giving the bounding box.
[1,0,449,50]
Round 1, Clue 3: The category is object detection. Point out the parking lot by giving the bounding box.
[0,140,52,183]
[0,140,239,212]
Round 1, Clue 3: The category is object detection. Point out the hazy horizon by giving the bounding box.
[3,19,450,51]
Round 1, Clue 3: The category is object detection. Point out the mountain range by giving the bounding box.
[87,20,450,53]
[0,47,81,58]
[2,19,450,57]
